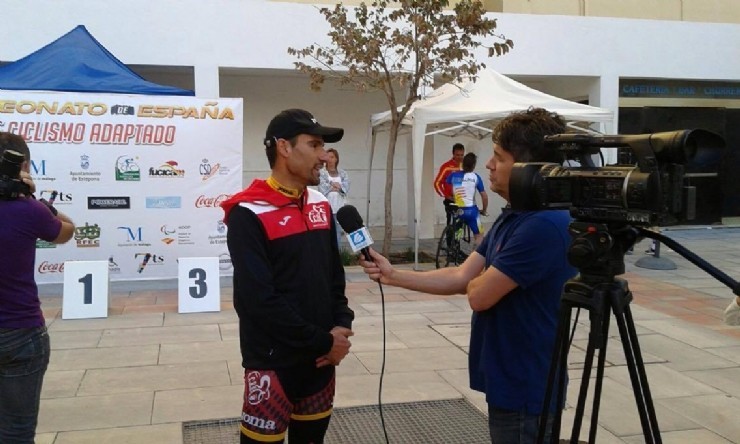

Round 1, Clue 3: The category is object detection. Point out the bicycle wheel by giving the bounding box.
[435,225,454,268]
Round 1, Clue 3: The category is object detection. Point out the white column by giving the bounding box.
[194,64,220,98]
[591,73,620,134]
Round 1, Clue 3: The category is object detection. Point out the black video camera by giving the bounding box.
[509,130,724,226]
[0,149,32,200]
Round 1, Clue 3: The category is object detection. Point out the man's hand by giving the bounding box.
[358,248,394,284]
[316,326,354,368]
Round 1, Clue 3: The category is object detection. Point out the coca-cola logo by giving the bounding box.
[195,194,229,208]
[38,261,65,273]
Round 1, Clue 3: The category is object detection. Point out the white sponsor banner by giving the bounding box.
[0,90,242,283]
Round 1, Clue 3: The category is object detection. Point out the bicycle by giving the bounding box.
[435,205,475,268]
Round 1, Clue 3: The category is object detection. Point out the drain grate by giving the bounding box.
[183,398,490,443]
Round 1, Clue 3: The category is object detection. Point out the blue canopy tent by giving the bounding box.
[0,25,193,96]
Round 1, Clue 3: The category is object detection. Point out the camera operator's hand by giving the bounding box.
[19,170,36,195]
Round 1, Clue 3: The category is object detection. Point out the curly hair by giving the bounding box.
[492,107,566,163]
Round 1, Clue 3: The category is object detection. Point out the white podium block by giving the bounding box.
[62,261,110,319]
[178,257,221,313]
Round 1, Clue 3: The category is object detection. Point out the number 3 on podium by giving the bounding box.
[178,257,220,313]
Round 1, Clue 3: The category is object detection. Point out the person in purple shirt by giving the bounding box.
[0,132,75,444]
[359,108,577,444]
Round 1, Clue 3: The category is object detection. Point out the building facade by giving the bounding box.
[2,0,739,234]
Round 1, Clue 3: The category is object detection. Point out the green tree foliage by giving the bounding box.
[289,1,513,256]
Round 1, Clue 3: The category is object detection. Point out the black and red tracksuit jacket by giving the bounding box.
[221,179,354,369]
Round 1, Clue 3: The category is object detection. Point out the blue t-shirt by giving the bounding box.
[0,198,61,328]
[469,208,576,414]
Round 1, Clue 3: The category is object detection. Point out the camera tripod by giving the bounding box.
[536,221,661,444]
[537,222,740,444]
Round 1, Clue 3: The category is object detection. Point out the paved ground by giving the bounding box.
[34,227,740,443]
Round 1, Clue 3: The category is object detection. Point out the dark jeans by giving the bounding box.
[0,326,50,444]
[488,406,555,444]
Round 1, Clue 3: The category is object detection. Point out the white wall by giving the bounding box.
[2,0,739,237]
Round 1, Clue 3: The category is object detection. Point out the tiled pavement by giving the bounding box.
[33,227,740,443]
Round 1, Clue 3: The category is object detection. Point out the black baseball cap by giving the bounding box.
[264,109,344,146]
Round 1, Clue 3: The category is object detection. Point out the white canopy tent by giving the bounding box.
[368,70,614,266]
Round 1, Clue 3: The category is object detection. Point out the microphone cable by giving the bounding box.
[375,278,390,444]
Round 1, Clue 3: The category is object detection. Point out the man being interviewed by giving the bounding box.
[221,109,354,444]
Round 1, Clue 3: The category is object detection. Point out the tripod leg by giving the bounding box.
[571,289,610,444]
[614,304,662,444]
[587,297,612,444]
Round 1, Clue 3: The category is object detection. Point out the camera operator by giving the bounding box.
[360,108,577,444]
[0,132,74,443]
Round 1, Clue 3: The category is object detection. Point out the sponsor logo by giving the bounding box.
[31,159,56,182]
[145,196,181,209]
[160,224,194,245]
[135,253,164,274]
[278,216,291,226]
[241,414,277,432]
[115,155,140,181]
[219,253,232,271]
[38,190,72,205]
[199,158,230,181]
[70,155,101,183]
[110,104,135,115]
[35,239,56,249]
[195,194,229,208]
[88,196,131,210]
[108,256,121,274]
[38,261,65,274]
[247,371,272,406]
[117,226,151,247]
[307,204,329,226]
[149,160,185,178]
[74,222,101,248]
[31,160,46,175]
[208,220,227,245]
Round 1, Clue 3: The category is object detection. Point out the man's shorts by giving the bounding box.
[458,206,482,235]
[240,366,335,442]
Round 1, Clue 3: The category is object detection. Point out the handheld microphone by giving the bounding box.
[336,205,373,261]
[337,205,389,443]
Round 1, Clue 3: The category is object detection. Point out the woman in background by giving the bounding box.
[319,148,350,246]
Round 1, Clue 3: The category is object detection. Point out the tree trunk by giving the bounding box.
[382,121,401,257]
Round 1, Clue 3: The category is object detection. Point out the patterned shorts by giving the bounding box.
[240,367,335,442]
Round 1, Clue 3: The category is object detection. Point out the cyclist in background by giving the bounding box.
[434,143,465,226]
[446,152,488,245]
